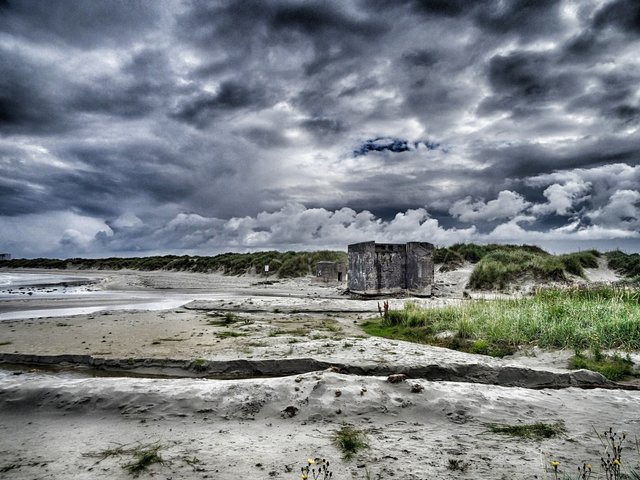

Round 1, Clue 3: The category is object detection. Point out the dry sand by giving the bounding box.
[1,266,638,479]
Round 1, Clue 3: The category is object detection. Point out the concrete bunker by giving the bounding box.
[348,241,434,296]
[314,261,346,283]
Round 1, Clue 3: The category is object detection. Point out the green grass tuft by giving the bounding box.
[569,351,634,380]
[331,425,369,460]
[190,358,207,372]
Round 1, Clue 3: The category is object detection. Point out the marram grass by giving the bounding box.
[365,286,640,353]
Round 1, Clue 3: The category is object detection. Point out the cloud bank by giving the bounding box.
[0,0,639,257]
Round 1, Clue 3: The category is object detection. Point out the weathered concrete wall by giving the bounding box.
[347,242,377,293]
[348,241,434,296]
[314,261,346,283]
[405,242,434,296]
[374,244,406,294]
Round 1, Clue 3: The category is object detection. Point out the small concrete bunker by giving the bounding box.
[348,241,434,296]
[315,261,346,283]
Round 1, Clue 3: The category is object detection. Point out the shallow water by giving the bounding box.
[0,272,96,287]
[0,272,225,320]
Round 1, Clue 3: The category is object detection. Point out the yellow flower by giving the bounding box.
[301,474,308,480]
[307,458,315,465]
[613,458,621,466]
[551,460,560,468]
[586,464,592,471]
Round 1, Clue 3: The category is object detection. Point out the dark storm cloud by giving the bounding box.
[179,0,384,49]
[70,50,175,119]
[568,69,640,125]
[372,0,563,38]
[59,141,241,217]
[0,0,160,47]
[474,0,564,37]
[593,0,640,33]
[0,48,70,135]
[171,80,270,127]
[365,0,481,18]
[1,0,640,257]
[300,117,346,137]
[176,0,386,86]
[401,49,441,68]
[241,127,290,148]
[480,50,583,117]
[475,134,640,183]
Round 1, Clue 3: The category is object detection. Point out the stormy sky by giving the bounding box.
[1,0,639,258]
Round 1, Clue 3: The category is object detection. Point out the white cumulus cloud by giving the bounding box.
[449,190,531,223]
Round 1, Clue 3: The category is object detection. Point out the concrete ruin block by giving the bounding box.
[314,261,346,283]
[347,241,377,292]
[405,242,434,295]
[348,241,434,296]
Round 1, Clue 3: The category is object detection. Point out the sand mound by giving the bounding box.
[2,369,640,479]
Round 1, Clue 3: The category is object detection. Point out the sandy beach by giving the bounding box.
[1,267,639,479]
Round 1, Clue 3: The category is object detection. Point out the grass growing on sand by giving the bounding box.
[484,421,566,440]
[433,243,601,286]
[468,249,600,290]
[363,285,640,358]
[569,350,634,380]
[215,330,247,339]
[123,443,164,477]
[83,442,164,477]
[190,358,207,372]
[607,250,640,281]
[331,425,368,460]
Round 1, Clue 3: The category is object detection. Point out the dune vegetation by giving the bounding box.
[434,243,640,289]
[0,250,347,278]
[363,285,640,362]
[434,243,607,290]
[2,244,639,286]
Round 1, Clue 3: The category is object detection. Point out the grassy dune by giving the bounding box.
[0,250,347,278]
[435,243,639,290]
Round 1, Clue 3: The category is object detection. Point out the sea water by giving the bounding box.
[0,272,96,288]
[0,271,223,320]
